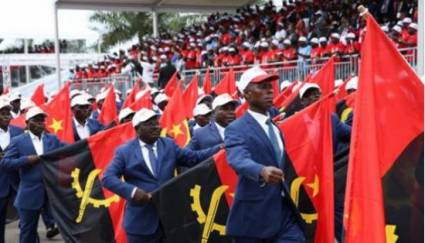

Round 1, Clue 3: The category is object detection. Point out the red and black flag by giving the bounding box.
[40,123,136,243]
[152,150,237,243]
[279,94,335,243]
[213,68,236,97]
[343,15,424,243]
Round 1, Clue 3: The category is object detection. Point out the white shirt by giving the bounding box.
[28,131,44,155]
[214,122,226,141]
[74,117,90,139]
[193,124,201,131]
[131,140,158,198]
[247,109,284,154]
[140,61,155,84]
[11,110,20,119]
[0,128,10,151]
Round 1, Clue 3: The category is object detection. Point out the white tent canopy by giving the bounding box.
[0,0,99,40]
[56,0,255,12]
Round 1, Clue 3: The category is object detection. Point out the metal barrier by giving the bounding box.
[68,47,417,94]
[70,74,134,96]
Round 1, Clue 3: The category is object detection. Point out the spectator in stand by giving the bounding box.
[158,57,177,89]
[140,56,156,86]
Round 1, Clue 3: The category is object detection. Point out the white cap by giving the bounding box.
[8,92,21,102]
[298,36,307,42]
[126,88,133,95]
[153,93,169,105]
[0,98,11,110]
[135,89,150,100]
[212,93,237,110]
[260,42,269,48]
[70,89,82,98]
[345,76,358,90]
[331,33,340,39]
[71,95,91,107]
[132,108,157,127]
[82,93,94,101]
[242,42,251,48]
[299,83,321,98]
[392,25,402,33]
[346,33,355,39]
[238,66,278,93]
[21,99,35,111]
[160,54,167,60]
[193,104,212,116]
[402,17,412,24]
[310,37,319,44]
[334,79,343,87]
[119,107,135,121]
[271,39,279,46]
[381,25,389,32]
[96,91,108,102]
[196,94,212,105]
[319,37,327,43]
[114,89,122,95]
[283,39,291,45]
[408,23,417,30]
[281,80,292,89]
[25,106,47,121]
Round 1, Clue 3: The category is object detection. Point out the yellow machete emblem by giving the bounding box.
[190,184,228,243]
[71,168,120,223]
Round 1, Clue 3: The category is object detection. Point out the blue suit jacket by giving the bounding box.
[331,113,351,154]
[224,112,301,238]
[73,118,104,141]
[186,122,223,151]
[102,137,220,235]
[0,132,65,209]
[0,125,24,198]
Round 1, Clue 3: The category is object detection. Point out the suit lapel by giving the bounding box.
[210,122,223,143]
[244,113,277,165]
[155,139,165,178]
[23,133,37,155]
[131,139,156,179]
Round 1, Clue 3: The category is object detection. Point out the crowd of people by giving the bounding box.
[0,40,69,54]
[0,1,421,243]
[69,0,418,85]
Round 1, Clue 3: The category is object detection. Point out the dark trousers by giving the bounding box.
[0,198,7,243]
[16,208,41,243]
[232,203,305,243]
[126,227,164,243]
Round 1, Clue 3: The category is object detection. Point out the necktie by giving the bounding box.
[145,144,159,176]
[266,119,283,168]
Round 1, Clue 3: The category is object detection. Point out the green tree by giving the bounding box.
[90,11,203,51]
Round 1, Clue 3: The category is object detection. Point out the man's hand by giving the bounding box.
[260,166,284,185]
[27,155,40,165]
[133,188,152,205]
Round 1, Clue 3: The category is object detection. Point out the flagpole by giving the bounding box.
[53,2,62,89]
[418,0,424,77]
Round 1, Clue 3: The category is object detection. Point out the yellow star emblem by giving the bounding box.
[49,118,63,133]
[170,123,183,138]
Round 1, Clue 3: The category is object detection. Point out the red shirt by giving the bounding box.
[240,50,255,64]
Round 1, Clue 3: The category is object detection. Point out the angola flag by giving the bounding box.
[182,74,199,119]
[279,94,335,243]
[31,83,45,106]
[213,68,236,97]
[152,150,236,243]
[98,87,118,126]
[43,83,74,143]
[343,15,424,243]
[203,67,212,95]
[160,80,191,147]
[40,123,136,243]
[164,72,178,97]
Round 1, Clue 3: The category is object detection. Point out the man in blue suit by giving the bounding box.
[0,99,24,243]
[102,108,221,243]
[187,93,237,151]
[71,95,104,141]
[188,103,212,136]
[0,106,66,243]
[224,66,305,243]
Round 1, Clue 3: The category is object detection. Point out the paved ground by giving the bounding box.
[5,220,65,243]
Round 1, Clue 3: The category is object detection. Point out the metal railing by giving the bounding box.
[70,74,134,96]
[68,47,417,94]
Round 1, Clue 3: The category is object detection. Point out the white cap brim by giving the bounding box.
[132,108,157,127]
